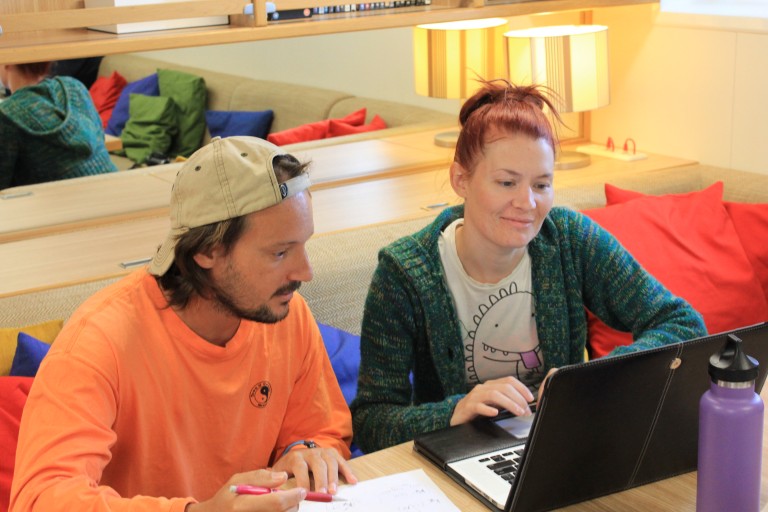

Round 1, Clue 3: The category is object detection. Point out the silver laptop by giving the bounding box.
[448,415,533,508]
[414,322,768,512]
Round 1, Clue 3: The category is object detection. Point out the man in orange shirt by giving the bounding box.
[11,136,356,512]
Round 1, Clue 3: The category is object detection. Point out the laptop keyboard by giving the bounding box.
[479,446,526,484]
[448,444,528,509]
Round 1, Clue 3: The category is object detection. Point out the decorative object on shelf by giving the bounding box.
[505,24,610,170]
[413,18,509,147]
[84,0,229,34]
[576,136,648,161]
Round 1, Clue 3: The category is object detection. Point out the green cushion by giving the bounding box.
[158,68,207,158]
[120,94,178,165]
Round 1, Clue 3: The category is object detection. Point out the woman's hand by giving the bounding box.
[537,368,559,405]
[450,376,534,426]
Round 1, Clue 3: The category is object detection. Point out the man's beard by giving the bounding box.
[212,281,302,324]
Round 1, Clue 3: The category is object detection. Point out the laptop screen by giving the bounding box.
[506,321,768,512]
[415,322,768,512]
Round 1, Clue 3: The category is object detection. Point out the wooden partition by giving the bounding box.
[0,126,455,244]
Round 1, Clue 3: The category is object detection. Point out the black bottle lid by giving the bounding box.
[709,334,760,383]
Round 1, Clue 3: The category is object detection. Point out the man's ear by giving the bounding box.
[449,162,470,199]
[192,244,224,270]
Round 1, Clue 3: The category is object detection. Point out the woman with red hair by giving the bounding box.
[351,79,706,453]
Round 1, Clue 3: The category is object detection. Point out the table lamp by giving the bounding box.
[505,25,609,170]
[413,18,509,147]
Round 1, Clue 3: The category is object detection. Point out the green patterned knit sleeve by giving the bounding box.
[567,210,707,353]
[0,115,20,189]
[351,247,461,453]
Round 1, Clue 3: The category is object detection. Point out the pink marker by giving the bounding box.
[229,484,343,502]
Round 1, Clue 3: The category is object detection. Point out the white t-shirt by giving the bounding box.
[438,218,545,392]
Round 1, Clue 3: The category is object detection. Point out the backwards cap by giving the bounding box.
[149,136,310,276]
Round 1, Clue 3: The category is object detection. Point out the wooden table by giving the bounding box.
[345,387,768,511]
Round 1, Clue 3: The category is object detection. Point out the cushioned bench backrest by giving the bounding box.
[99,54,356,135]
[99,54,240,113]
[328,96,455,129]
[228,80,351,133]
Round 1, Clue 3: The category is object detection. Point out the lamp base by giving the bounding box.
[555,150,591,170]
[434,130,460,148]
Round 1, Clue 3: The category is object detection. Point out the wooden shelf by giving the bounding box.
[0,131,695,298]
[0,0,655,64]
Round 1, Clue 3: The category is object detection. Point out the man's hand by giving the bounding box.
[450,376,534,426]
[185,470,305,512]
[273,447,358,494]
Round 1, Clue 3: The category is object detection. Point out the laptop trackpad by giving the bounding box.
[496,414,534,439]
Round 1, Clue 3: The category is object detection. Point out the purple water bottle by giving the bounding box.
[697,334,763,512]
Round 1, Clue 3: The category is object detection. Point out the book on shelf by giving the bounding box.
[257,0,432,22]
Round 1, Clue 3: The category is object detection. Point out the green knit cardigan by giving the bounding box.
[0,76,117,189]
[350,205,706,453]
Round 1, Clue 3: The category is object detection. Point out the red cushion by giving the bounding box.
[335,108,366,127]
[328,114,387,137]
[605,183,768,307]
[583,182,768,358]
[723,202,768,304]
[266,108,367,146]
[603,182,649,204]
[89,71,128,129]
[0,377,33,512]
[267,119,331,146]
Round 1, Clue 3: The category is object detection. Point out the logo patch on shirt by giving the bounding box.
[250,381,272,408]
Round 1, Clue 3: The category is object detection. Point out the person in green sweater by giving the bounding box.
[350,80,707,454]
[0,61,117,189]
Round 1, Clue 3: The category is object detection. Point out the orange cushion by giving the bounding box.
[266,108,367,146]
[328,114,387,137]
[89,71,128,129]
[583,182,768,358]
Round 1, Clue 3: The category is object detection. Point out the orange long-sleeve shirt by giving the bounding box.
[11,270,352,511]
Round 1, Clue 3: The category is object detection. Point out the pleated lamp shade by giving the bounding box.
[505,25,610,168]
[505,25,610,113]
[414,18,509,146]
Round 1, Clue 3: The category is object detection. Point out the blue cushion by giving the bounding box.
[318,323,360,406]
[317,323,364,458]
[105,73,160,137]
[205,110,274,140]
[10,332,52,377]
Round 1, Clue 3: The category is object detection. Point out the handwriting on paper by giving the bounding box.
[299,469,460,512]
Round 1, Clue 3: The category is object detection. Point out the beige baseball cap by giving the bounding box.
[149,136,311,276]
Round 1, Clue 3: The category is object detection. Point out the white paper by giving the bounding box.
[299,469,460,512]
